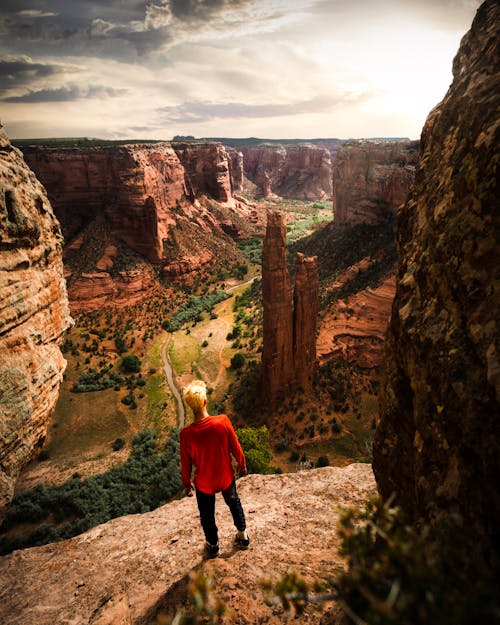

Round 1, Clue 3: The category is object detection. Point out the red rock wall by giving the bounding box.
[240,144,332,200]
[261,212,318,403]
[373,0,500,558]
[0,125,72,516]
[22,142,261,309]
[333,140,418,225]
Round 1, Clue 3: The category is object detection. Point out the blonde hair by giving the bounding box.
[182,379,207,412]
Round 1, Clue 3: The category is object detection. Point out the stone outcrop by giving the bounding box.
[240,144,333,200]
[22,142,262,309]
[261,212,318,402]
[373,0,499,562]
[0,124,71,516]
[226,146,244,193]
[0,464,376,625]
[333,140,419,225]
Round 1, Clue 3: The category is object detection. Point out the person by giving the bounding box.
[180,379,250,557]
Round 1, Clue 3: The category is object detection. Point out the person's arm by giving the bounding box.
[226,417,247,476]
[179,430,194,496]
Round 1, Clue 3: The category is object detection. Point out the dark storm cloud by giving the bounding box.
[2,84,127,103]
[0,59,63,86]
[158,93,368,123]
[168,0,249,21]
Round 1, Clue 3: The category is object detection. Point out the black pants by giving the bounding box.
[195,479,246,546]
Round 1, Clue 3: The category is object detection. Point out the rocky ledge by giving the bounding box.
[0,464,375,625]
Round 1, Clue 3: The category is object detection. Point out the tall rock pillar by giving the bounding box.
[261,212,318,403]
[261,212,294,402]
[294,253,319,390]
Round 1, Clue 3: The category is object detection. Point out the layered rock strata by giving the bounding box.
[0,464,376,625]
[261,212,318,402]
[22,142,261,309]
[241,144,333,200]
[373,0,500,562]
[0,125,71,516]
[333,140,419,225]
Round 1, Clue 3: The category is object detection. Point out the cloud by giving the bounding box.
[17,10,59,18]
[2,84,127,103]
[157,93,369,124]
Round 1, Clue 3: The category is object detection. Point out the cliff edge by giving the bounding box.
[0,464,375,625]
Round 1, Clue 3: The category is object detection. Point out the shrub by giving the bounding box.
[236,426,274,474]
[112,438,126,451]
[230,353,245,370]
[316,455,329,467]
[120,354,141,373]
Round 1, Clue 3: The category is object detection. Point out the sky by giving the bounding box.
[0,0,481,140]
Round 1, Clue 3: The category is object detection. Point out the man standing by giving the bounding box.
[180,379,250,557]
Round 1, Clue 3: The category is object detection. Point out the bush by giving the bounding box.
[316,455,329,467]
[230,353,245,370]
[112,438,126,452]
[120,354,141,373]
[236,426,274,474]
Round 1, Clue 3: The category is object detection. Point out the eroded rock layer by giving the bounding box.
[261,212,318,402]
[241,144,333,200]
[22,142,262,309]
[0,125,71,515]
[333,140,419,225]
[373,0,499,559]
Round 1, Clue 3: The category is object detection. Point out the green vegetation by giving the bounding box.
[230,352,245,369]
[162,290,230,332]
[70,365,125,393]
[0,430,181,555]
[238,237,263,264]
[336,498,500,625]
[120,353,141,373]
[236,426,275,474]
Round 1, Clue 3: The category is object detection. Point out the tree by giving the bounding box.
[236,426,274,474]
[120,354,141,373]
[230,352,245,369]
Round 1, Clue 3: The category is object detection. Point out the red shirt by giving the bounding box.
[180,414,246,495]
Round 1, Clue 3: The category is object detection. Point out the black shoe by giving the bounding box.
[234,530,250,549]
[204,542,219,558]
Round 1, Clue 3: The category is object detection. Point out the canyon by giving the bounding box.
[22,141,262,310]
[0,125,72,517]
[373,0,499,564]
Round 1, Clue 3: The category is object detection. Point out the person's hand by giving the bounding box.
[238,467,247,478]
[184,484,193,497]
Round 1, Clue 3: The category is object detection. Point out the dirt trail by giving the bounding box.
[160,335,185,428]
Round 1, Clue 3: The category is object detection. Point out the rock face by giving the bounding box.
[333,140,419,225]
[373,0,499,561]
[0,125,71,516]
[226,146,244,193]
[261,212,318,402]
[0,464,376,625]
[241,144,333,200]
[22,142,261,309]
[317,273,396,368]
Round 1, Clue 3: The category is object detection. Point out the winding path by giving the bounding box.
[160,335,185,428]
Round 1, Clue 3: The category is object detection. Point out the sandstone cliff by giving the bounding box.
[333,140,419,226]
[261,212,318,402]
[373,0,499,561]
[0,464,375,625]
[22,142,261,309]
[241,144,333,200]
[0,125,71,516]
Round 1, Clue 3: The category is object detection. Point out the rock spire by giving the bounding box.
[261,211,318,402]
